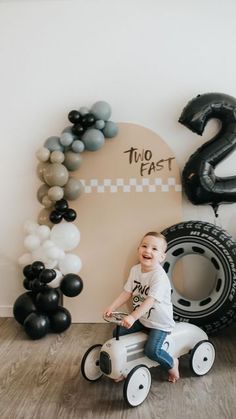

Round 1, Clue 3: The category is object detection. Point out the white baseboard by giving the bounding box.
[0,306,13,317]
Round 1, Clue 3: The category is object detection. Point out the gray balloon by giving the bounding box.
[64,178,84,200]
[38,208,53,227]
[103,121,119,138]
[43,163,69,187]
[37,184,49,203]
[82,128,105,151]
[91,101,112,121]
[37,162,50,182]
[64,151,82,171]
[44,136,64,152]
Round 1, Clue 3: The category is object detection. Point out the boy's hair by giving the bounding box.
[143,231,167,253]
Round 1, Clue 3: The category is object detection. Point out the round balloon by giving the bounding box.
[24,312,50,339]
[13,292,37,325]
[49,306,71,333]
[58,253,82,274]
[50,223,80,251]
[60,273,83,297]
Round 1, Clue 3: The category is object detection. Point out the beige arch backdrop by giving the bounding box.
[64,123,183,323]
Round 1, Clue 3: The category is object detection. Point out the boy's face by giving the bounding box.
[138,235,165,272]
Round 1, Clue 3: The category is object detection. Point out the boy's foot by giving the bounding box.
[168,358,179,383]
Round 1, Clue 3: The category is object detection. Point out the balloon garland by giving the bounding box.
[13,101,119,339]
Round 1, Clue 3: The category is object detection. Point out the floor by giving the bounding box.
[0,318,236,419]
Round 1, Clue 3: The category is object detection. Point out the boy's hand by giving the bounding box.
[103,308,113,318]
[121,315,135,329]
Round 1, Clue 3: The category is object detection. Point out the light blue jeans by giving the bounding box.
[113,320,174,370]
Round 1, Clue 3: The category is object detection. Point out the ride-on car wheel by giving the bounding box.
[190,340,215,376]
[123,365,151,407]
[81,344,103,381]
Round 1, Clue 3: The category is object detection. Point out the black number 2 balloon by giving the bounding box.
[179,92,236,216]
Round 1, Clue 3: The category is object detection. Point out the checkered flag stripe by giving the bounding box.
[80,178,182,193]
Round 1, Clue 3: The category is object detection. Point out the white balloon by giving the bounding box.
[18,253,32,266]
[23,220,38,235]
[24,235,41,252]
[59,253,82,274]
[45,246,65,260]
[36,225,51,241]
[42,240,54,250]
[44,259,58,269]
[48,269,63,288]
[50,223,80,251]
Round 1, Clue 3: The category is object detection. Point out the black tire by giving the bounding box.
[162,221,236,334]
[81,344,103,382]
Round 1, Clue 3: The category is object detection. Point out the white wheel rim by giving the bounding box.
[83,347,102,380]
[192,342,215,375]
[126,366,151,406]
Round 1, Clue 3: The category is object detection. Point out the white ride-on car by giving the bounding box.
[81,312,215,407]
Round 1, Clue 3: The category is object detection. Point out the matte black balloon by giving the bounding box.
[60,274,83,297]
[179,92,236,215]
[80,113,96,128]
[54,198,68,213]
[23,264,35,280]
[35,289,60,312]
[63,208,77,222]
[49,306,71,333]
[49,210,63,224]
[72,123,85,137]
[68,110,81,124]
[13,292,37,325]
[39,268,57,283]
[23,312,50,340]
[31,261,45,276]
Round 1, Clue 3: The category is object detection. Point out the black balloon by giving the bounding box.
[31,278,45,292]
[68,110,81,124]
[60,274,83,297]
[23,277,33,291]
[35,289,60,312]
[179,92,236,215]
[54,199,68,213]
[24,312,50,340]
[31,261,45,276]
[39,269,57,283]
[80,113,95,128]
[63,208,77,222]
[49,210,63,224]
[13,292,37,325]
[72,123,85,137]
[23,264,35,280]
[49,306,72,333]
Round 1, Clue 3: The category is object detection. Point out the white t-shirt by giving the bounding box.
[124,263,175,332]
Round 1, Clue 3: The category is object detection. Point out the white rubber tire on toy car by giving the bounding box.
[190,340,215,376]
[123,365,152,407]
[81,344,103,381]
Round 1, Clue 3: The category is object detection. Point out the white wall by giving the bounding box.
[0,0,236,317]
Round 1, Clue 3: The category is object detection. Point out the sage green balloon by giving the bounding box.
[48,186,64,201]
[64,178,84,200]
[91,101,112,121]
[43,163,69,187]
[82,128,105,151]
[38,208,53,227]
[44,136,64,152]
[64,151,82,171]
[37,184,49,203]
[37,162,50,182]
[103,121,119,138]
